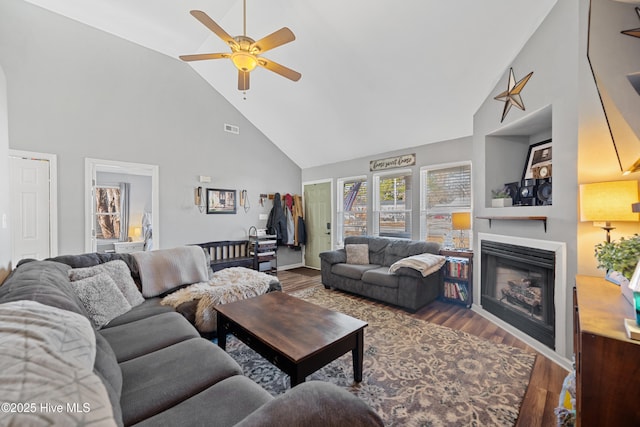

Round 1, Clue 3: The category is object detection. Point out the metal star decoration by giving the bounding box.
[494,67,534,122]
[622,7,640,39]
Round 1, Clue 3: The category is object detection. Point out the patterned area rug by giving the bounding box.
[225,287,536,426]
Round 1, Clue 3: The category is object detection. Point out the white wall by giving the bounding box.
[0,66,10,283]
[0,0,302,266]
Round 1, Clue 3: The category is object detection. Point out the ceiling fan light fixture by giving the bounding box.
[231,51,258,72]
[180,6,300,91]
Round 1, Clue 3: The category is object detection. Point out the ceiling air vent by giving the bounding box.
[224,124,239,134]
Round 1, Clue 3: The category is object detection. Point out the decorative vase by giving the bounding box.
[634,292,640,325]
[491,198,513,207]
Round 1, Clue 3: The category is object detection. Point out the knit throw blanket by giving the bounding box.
[161,267,276,332]
[388,253,446,277]
[133,246,209,298]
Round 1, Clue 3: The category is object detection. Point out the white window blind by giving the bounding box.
[420,162,472,243]
[374,170,412,239]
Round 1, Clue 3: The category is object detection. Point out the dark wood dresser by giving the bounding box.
[574,275,640,426]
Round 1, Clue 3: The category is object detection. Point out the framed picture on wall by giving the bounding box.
[206,188,236,214]
[522,139,552,180]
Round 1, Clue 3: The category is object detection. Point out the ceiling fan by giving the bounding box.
[179,0,301,91]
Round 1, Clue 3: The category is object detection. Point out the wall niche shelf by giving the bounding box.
[476,215,548,232]
[484,104,553,209]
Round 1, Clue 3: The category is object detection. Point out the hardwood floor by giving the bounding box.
[278,268,568,426]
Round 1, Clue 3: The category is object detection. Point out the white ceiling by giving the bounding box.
[23,0,557,169]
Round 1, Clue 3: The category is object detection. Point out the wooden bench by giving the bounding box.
[196,240,253,272]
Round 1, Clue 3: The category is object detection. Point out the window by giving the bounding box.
[94,183,130,242]
[374,170,412,239]
[95,186,122,240]
[420,162,472,246]
[337,176,368,246]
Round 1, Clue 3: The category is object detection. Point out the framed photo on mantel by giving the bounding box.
[206,188,236,214]
[523,139,552,181]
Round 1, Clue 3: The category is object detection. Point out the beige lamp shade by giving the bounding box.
[128,226,143,240]
[579,180,639,222]
[451,212,471,230]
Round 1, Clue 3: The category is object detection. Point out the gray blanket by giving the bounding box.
[133,246,209,297]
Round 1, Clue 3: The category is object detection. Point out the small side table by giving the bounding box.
[439,249,473,308]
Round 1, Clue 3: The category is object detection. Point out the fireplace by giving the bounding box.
[480,240,555,349]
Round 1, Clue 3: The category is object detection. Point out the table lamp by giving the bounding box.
[128,226,143,242]
[579,180,639,242]
[451,212,471,249]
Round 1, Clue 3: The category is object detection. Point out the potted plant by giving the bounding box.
[595,234,640,304]
[594,235,640,281]
[491,188,513,207]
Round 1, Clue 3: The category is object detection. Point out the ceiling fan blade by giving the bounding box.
[179,53,230,62]
[190,10,238,49]
[238,71,250,91]
[251,27,295,54]
[258,58,301,82]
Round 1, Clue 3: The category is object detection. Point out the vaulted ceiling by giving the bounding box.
[23,0,557,169]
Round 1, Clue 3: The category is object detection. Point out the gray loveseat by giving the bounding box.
[0,252,383,427]
[320,236,443,312]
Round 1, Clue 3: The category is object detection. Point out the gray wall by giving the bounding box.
[0,0,302,267]
[96,172,153,232]
[577,0,640,274]
[474,0,600,358]
[473,0,579,260]
[304,0,586,362]
[0,66,10,283]
[302,136,473,243]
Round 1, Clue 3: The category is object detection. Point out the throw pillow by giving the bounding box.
[346,244,370,265]
[69,260,144,307]
[0,301,118,426]
[71,273,132,328]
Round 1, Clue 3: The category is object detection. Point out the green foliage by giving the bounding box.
[594,234,640,280]
[491,188,510,199]
[379,177,406,202]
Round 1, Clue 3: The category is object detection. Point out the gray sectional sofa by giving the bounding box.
[0,252,383,427]
[320,236,443,312]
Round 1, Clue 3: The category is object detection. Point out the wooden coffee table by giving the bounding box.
[216,291,367,387]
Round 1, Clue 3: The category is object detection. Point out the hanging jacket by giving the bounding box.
[285,207,295,245]
[266,193,288,245]
[297,216,306,245]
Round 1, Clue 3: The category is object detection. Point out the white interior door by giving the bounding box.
[10,156,51,262]
[304,181,332,269]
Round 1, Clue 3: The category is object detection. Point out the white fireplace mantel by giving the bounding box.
[476,233,570,370]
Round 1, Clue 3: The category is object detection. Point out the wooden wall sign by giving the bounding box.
[370,154,416,171]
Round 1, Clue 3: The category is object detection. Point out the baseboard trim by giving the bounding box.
[277,263,305,271]
[472,304,572,371]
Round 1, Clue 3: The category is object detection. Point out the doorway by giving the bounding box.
[9,150,58,262]
[85,158,159,253]
[303,180,332,269]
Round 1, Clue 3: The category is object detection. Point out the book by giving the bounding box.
[624,318,640,340]
[455,283,467,301]
[446,257,469,279]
